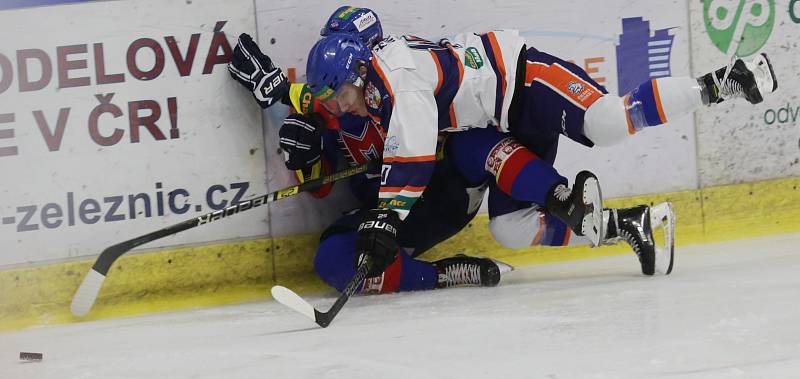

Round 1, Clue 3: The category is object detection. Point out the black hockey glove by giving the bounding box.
[228,33,289,109]
[279,114,323,170]
[355,209,401,277]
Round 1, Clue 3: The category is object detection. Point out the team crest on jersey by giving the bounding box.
[365,82,382,110]
[465,47,484,69]
[567,81,585,95]
[339,118,385,164]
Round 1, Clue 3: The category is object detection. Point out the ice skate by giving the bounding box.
[604,202,675,275]
[700,53,777,105]
[433,255,513,288]
[545,171,604,247]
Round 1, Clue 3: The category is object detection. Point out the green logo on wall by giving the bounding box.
[703,0,775,57]
[464,47,484,69]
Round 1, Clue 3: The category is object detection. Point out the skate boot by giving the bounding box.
[699,53,777,105]
[432,255,513,288]
[604,202,675,275]
[545,171,604,247]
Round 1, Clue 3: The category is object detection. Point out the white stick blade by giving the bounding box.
[271,285,316,321]
[71,269,106,316]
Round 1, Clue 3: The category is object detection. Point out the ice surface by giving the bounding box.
[3,234,800,378]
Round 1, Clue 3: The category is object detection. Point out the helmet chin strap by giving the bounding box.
[352,76,365,89]
[353,61,368,89]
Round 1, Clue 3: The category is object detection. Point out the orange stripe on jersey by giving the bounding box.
[429,50,444,95]
[651,79,668,124]
[383,155,437,163]
[371,55,395,106]
[379,185,426,193]
[623,94,635,135]
[525,61,548,86]
[486,32,507,96]
[446,43,464,129]
[536,63,602,109]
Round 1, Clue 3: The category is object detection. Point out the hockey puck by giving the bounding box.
[19,352,43,361]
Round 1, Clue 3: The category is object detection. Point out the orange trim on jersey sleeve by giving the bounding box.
[383,155,437,163]
[429,50,444,95]
[651,79,668,124]
[446,43,465,129]
[486,32,507,96]
[371,55,395,106]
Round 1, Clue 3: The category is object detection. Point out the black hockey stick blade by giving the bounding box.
[71,161,378,317]
[271,260,369,328]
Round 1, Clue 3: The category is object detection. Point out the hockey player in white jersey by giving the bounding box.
[302,26,777,277]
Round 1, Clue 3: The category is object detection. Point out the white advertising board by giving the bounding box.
[0,0,266,267]
[256,0,698,236]
[690,0,800,186]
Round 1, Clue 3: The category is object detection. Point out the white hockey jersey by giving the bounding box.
[364,30,525,219]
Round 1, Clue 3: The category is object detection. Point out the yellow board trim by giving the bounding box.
[2,176,800,331]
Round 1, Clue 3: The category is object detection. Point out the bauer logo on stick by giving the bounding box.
[20,352,43,361]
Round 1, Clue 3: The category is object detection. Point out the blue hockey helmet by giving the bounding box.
[306,32,371,100]
[321,6,383,47]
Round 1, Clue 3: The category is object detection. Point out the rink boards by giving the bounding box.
[1,0,800,330]
[4,176,800,331]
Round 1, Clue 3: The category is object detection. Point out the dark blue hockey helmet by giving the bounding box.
[306,32,371,100]
[321,6,383,48]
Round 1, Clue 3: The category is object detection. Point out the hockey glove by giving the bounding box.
[355,209,401,277]
[279,113,323,170]
[228,33,289,109]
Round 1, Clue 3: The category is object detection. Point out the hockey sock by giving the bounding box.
[490,140,567,205]
[583,77,703,146]
[314,232,438,294]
